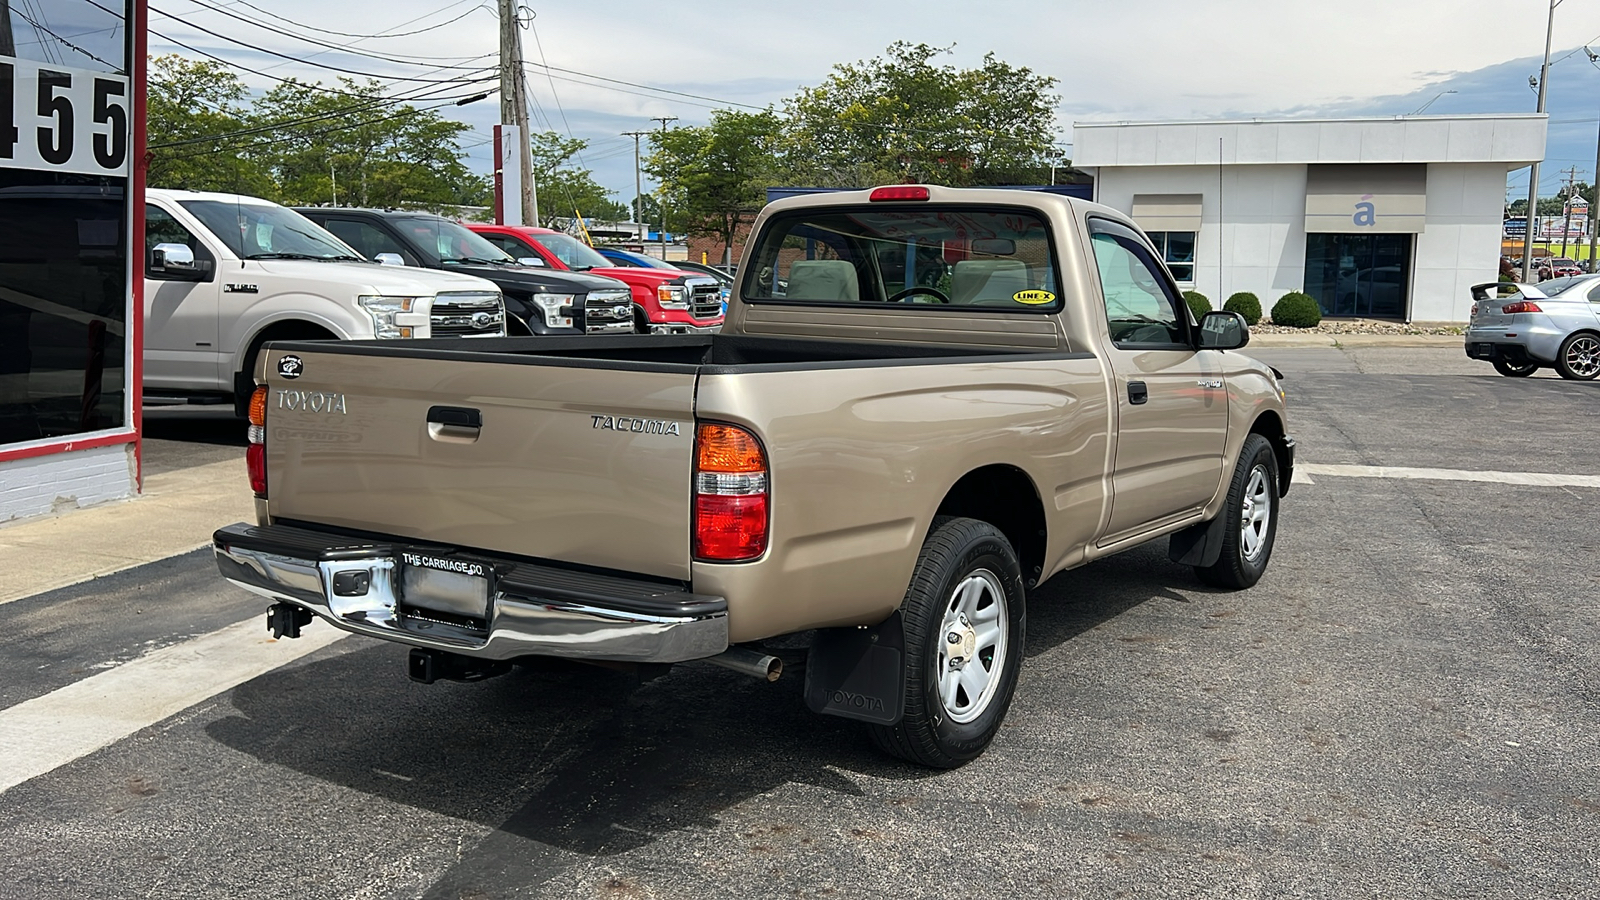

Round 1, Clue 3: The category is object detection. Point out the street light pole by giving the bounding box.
[1522,0,1560,283]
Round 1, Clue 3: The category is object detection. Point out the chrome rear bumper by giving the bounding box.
[213,523,728,663]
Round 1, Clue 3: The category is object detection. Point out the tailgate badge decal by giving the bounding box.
[276,388,346,415]
[277,355,304,379]
[591,415,680,436]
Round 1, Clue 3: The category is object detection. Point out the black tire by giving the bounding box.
[1196,433,1280,590]
[868,516,1026,768]
[1492,358,1538,378]
[1554,332,1600,381]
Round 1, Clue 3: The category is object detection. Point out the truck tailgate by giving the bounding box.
[259,345,697,581]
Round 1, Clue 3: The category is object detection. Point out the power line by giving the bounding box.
[204,0,488,41]
[521,59,769,111]
[147,3,498,85]
[170,0,496,69]
[9,5,115,68]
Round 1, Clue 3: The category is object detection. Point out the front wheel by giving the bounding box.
[1555,333,1600,381]
[1492,358,1539,378]
[869,517,1025,768]
[1196,434,1280,590]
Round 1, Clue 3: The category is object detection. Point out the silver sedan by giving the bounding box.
[1465,276,1600,380]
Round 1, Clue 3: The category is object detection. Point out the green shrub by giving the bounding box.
[1270,291,1323,328]
[1182,290,1211,322]
[1223,291,1262,326]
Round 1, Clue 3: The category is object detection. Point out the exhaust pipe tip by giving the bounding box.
[707,646,783,682]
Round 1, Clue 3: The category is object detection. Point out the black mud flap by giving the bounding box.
[1168,514,1227,567]
[804,613,905,725]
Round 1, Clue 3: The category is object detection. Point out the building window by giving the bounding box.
[0,170,129,445]
[1145,231,1196,283]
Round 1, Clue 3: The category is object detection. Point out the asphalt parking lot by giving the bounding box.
[2,348,1596,899]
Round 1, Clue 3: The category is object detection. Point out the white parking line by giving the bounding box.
[0,616,347,794]
[1299,463,1600,489]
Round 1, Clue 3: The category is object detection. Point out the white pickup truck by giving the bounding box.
[143,189,506,415]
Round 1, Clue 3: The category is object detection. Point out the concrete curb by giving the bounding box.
[0,459,255,605]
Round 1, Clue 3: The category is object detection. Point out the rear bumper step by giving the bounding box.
[214,522,728,663]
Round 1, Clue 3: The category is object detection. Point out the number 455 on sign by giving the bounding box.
[0,56,130,178]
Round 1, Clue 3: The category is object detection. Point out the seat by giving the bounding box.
[785,260,859,301]
[951,259,1029,306]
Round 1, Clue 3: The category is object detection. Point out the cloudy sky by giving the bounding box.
[28,0,1600,203]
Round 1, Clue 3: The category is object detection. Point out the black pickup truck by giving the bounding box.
[295,207,635,336]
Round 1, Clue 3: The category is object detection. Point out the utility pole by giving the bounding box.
[622,130,649,234]
[1591,114,1600,272]
[651,116,677,260]
[0,1,14,56]
[498,0,537,225]
[1559,165,1580,260]
[1522,0,1560,283]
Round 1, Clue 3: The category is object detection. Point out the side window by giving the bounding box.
[1089,227,1189,347]
[483,234,525,257]
[1587,282,1600,303]
[145,204,199,257]
[323,218,407,261]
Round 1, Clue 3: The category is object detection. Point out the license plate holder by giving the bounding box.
[399,550,492,622]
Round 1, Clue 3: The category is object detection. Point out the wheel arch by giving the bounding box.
[933,464,1047,588]
[1247,409,1293,497]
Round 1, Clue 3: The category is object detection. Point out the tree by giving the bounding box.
[145,54,273,194]
[781,42,1060,187]
[527,131,629,226]
[254,78,489,209]
[645,110,782,261]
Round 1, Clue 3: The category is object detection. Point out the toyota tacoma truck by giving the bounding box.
[215,185,1295,768]
[144,189,506,417]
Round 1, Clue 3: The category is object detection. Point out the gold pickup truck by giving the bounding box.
[214,185,1294,768]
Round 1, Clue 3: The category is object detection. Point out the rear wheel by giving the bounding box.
[869,516,1025,769]
[1492,358,1538,378]
[1196,434,1280,590]
[1555,333,1600,381]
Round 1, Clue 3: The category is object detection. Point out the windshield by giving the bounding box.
[537,232,611,269]
[394,217,515,265]
[180,200,361,260]
[1543,275,1599,296]
[741,206,1060,311]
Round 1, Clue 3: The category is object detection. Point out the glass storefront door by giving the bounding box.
[1303,233,1413,319]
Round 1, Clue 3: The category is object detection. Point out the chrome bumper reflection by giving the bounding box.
[648,322,721,334]
[214,527,728,664]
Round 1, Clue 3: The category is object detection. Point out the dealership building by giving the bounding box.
[1072,114,1547,322]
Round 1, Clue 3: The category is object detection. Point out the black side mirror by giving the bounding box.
[1199,310,1249,350]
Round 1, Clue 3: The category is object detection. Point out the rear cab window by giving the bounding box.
[740,206,1061,313]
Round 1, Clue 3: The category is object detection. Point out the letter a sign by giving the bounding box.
[1353,194,1377,227]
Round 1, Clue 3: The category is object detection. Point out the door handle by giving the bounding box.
[1127,381,1148,405]
[427,405,481,442]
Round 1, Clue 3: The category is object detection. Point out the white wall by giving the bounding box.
[1412,163,1510,322]
[0,444,136,523]
[1093,161,1511,322]
[1092,164,1310,310]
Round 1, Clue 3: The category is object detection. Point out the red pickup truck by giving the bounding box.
[469,224,723,334]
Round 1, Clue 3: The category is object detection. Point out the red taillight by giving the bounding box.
[246,385,268,498]
[869,185,930,202]
[246,442,267,496]
[1502,301,1542,314]
[694,422,768,561]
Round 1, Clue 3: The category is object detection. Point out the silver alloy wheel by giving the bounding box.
[935,568,1008,725]
[1239,464,1273,563]
[1565,335,1600,378]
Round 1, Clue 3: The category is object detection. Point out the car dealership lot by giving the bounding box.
[1,348,1595,899]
